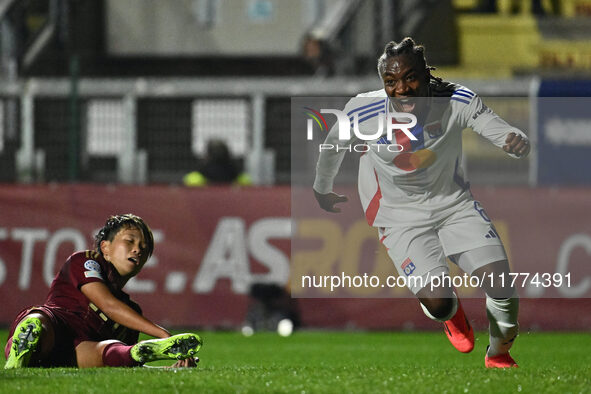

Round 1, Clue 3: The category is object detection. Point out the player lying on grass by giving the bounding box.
[5,213,202,369]
[314,37,528,368]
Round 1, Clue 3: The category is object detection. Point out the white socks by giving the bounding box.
[486,294,519,357]
[419,291,519,357]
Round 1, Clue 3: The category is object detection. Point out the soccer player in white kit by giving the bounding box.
[313,38,529,368]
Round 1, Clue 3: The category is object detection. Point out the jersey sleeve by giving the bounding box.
[67,251,106,290]
[313,94,384,194]
[312,123,351,194]
[455,87,529,159]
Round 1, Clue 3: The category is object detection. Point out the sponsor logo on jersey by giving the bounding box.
[401,258,416,276]
[472,103,490,120]
[424,121,443,138]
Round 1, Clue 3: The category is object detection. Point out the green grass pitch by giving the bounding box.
[1,330,590,393]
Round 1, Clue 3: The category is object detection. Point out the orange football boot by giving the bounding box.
[485,347,519,368]
[442,298,474,353]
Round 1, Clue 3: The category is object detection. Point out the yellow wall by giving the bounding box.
[457,15,541,70]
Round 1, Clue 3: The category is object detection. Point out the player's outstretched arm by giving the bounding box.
[314,189,348,213]
[503,132,530,158]
[81,282,170,338]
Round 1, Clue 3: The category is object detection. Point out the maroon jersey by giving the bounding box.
[46,250,142,342]
[5,250,141,366]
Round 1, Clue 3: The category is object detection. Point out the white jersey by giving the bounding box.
[313,81,528,228]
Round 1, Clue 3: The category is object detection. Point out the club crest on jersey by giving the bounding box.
[401,258,416,276]
[84,260,103,279]
[424,121,442,138]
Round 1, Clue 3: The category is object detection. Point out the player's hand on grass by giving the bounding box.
[314,190,348,213]
[503,132,530,158]
[168,357,199,368]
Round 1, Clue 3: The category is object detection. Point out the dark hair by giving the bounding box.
[207,139,232,164]
[377,37,434,77]
[95,214,154,258]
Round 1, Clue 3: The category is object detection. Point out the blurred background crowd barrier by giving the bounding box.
[1,0,591,331]
[1,0,591,186]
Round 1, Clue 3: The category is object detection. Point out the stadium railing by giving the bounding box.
[0,76,535,185]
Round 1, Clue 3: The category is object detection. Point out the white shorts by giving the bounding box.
[379,198,508,294]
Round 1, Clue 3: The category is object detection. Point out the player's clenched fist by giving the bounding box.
[503,132,530,158]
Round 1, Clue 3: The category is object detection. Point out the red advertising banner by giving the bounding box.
[0,185,291,329]
[0,185,590,330]
[292,186,591,299]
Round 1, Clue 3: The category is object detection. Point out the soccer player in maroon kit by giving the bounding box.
[5,214,202,368]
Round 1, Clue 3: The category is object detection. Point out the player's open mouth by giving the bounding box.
[128,257,138,265]
[396,98,416,113]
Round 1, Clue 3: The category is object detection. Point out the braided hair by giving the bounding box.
[377,37,441,83]
[95,213,154,258]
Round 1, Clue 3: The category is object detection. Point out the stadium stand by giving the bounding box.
[0,0,590,185]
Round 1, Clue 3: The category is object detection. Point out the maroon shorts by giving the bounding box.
[4,306,89,367]
[5,305,99,367]
[6,303,140,367]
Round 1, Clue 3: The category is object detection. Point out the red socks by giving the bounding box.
[101,342,140,367]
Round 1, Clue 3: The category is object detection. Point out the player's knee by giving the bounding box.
[98,339,122,355]
[421,297,455,320]
[77,340,121,368]
[417,284,456,321]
